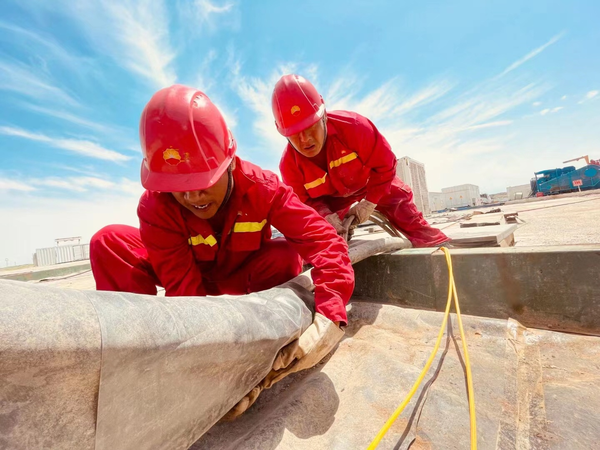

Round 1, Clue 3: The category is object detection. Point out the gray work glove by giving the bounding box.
[347,199,376,225]
[325,212,345,234]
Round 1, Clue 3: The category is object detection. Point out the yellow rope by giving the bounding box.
[366,247,477,449]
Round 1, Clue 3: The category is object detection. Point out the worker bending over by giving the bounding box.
[91,86,353,399]
[272,74,450,248]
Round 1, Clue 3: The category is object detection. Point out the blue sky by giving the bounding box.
[0,0,599,264]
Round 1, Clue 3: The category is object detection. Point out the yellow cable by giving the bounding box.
[366,247,477,449]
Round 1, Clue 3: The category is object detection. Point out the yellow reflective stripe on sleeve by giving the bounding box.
[329,152,358,169]
[304,173,327,190]
[188,234,217,247]
[233,219,267,233]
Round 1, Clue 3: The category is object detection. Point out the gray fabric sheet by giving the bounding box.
[0,280,313,450]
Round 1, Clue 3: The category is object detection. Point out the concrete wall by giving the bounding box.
[352,246,600,336]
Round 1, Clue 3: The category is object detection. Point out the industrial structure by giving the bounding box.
[395,157,431,215]
[430,184,482,211]
[530,155,600,196]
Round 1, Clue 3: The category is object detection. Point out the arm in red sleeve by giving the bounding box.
[279,149,333,217]
[137,194,207,297]
[268,180,354,324]
[351,115,397,204]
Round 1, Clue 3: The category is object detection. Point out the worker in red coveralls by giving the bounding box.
[272,74,450,248]
[90,85,352,414]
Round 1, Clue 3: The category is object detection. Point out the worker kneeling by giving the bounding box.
[90,85,353,416]
[272,74,450,247]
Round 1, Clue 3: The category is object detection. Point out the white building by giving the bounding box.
[429,192,446,212]
[396,157,431,215]
[506,184,532,201]
[441,184,481,208]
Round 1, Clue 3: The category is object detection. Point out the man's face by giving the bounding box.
[288,117,326,158]
[171,163,232,220]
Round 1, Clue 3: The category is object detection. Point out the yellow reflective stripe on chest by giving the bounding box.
[188,234,217,247]
[233,219,267,233]
[329,152,358,169]
[304,173,327,190]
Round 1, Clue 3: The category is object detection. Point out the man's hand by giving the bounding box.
[325,212,345,234]
[263,313,345,388]
[221,314,344,420]
[347,200,376,225]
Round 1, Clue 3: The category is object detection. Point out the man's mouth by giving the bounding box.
[304,144,315,151]
[192,203,211,211]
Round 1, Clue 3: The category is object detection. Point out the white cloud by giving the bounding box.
[533,101,542,106]
[541,106,563,115]
[561,95,567,100]
[578,90,598,104]
[0,126,131,162]
[497,32,564,78]
[0,59,79,106]
[0,178,36,192]
[26,1,178,89]
[195,0,235,22]
[21,103,130,136]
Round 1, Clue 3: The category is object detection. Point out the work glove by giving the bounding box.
[221,313,343,420]
[262,313,345,388]
[325,212,345,234]
[347,199,376,225]
[221,385,263,421]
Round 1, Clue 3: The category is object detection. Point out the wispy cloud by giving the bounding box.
[0,126,131,162]
[497,32,564,78]
[0,177,36,192]
[29,176,140,193]
[21,103,129,136]
[578,90,598,104]
[195,0,235,22]
[26,1,178,89]
[532,101,542,107]
[0,59,79,106]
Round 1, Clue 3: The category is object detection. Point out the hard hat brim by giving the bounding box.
[140,156,233,192]
[277,105,326,137]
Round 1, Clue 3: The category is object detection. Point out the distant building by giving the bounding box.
[490,192,509,203]
[506,184,532,201]
[429,192,445,212]
[441,184,481,208]
[396,157,431,215]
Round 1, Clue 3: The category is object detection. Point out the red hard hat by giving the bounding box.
[272,74,325,137]
[139,84,236,192]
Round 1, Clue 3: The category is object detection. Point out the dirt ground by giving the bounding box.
[428,191,600,247]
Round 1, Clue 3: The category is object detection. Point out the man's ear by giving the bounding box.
[231,158,236,170]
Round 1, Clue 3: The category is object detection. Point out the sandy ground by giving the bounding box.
[428,191,600,247]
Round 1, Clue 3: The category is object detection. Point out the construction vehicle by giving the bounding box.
[530,155,600,196]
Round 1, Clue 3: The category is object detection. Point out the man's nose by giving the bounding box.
[185,190,205,202]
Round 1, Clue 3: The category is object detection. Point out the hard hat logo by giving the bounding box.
[291,105,301,116]
[163,148,182,166]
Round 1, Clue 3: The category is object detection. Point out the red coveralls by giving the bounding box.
[91,157,354,324]
[279,110,449,248]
